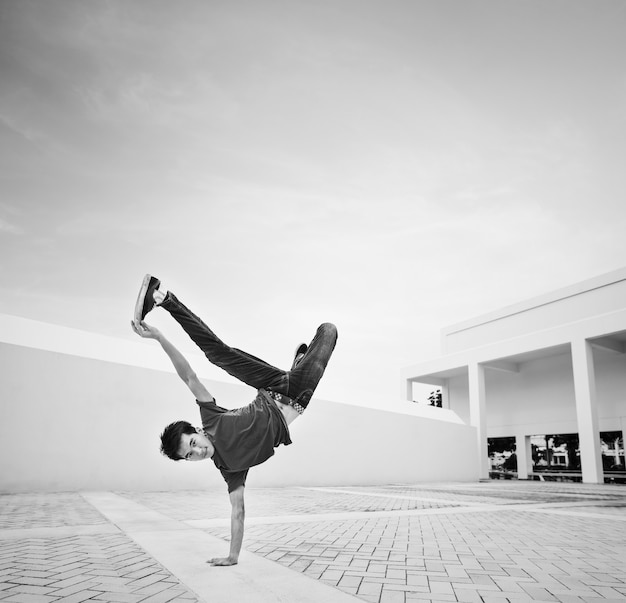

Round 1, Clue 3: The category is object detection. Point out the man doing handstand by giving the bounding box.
[131,274,338,566]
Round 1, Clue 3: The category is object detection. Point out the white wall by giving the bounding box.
[485,353,578,436]
[447,373,470,424]
[0,341,478,492]
[594,347,626,424]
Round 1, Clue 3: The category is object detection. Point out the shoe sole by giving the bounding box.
[133,274,159,324]
[291,343,308,370]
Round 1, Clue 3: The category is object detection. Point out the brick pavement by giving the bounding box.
[127,482,626,603]
[0,493,199,603]
[1,483,625,603]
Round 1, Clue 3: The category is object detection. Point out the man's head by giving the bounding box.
[160,421,213,462]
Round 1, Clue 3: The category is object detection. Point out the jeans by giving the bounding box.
[160,292,338,411]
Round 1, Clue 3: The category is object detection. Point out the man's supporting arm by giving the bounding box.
[131,321,214,402]
[208,486,245,566]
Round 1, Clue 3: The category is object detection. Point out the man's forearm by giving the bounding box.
[208,504,244,566]
[208,487,245,566]
[157,334,195,382]
[228,509,245,562]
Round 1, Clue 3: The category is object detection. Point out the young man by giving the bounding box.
[131,274,338,566]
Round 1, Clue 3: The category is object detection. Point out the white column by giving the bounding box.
[441,382,449,409]
[571,338,603,484]
[621,424,626,466]
[405,379,413,402]
[515,434,532,480]
[620,417,626,466]
[468,362,489,480]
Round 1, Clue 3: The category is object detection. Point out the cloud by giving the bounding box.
[0,218,23,235]
[454,186,518,202]
[0,113,42,143]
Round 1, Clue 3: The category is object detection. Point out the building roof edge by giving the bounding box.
[442,266,626,337]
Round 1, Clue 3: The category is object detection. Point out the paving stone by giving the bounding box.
[385,583,430,595]
[404,593,456,602]
[138,592,188,603]
[52,581,102,598]
[589,585,625,598]
[520,585,560,600]
[380,589,406,603]
[454,590,482,603]
[48,575,95,590]
[407,574,429,587]
[4,584,57,596]
[5,576,53,587]
[56,589,104,603]
[0,595,58,603]
[387,568,406,580]
[321,569,344,583]
[338,575,362,588]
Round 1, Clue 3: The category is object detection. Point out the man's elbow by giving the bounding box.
[231,490,245,521]
[233,503,245,522]
[186,373,213,401]
[184,371,199,387]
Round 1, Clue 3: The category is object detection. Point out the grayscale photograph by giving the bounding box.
[1,1,625,602]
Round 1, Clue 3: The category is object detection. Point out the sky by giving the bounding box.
[1,0,625,410]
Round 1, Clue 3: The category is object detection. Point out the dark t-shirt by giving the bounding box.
[197,389,292,492]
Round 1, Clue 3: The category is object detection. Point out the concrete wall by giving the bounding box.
[0,340,478,492]
[442,268,626,354]
[447,348,626,439]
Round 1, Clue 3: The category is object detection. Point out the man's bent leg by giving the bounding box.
[286,323,338,412]
[160,292,288,392]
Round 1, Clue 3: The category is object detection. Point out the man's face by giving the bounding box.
[177,429,213,461]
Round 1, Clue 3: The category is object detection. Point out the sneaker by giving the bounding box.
[134,274,161,324]
[291,343,308,370]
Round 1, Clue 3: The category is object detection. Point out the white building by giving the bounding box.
[402,267,626,484]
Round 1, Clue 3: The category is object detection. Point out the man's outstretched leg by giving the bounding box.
[134,274,289,393]
[134,274,338,409]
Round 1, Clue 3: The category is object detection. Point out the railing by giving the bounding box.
[489,470,517,480]
[488,469,582,480]
[516,471,626,483]
[529,471,583,482]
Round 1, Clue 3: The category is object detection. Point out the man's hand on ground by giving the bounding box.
[207,556,238,567]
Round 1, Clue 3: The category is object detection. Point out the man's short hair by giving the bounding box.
[160,420,196,461]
